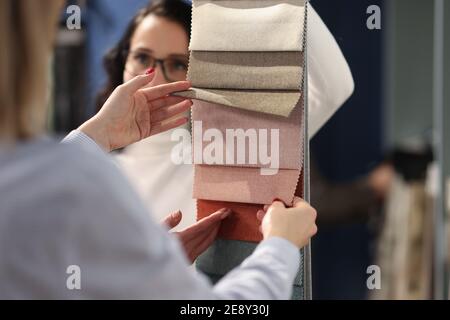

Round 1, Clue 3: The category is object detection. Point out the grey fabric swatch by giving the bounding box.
[291,285,305,300]
[200,271,223,285]
[188,51,303,90]
[196,239,258,275]
[196,239,303,286]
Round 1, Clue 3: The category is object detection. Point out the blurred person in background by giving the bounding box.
[311,158,394,227]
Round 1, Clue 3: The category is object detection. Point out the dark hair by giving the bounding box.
[95,0,191,111]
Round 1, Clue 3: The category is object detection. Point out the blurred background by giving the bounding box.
[50,0,450,299]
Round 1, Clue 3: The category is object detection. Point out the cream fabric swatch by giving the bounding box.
[190,0,306,51]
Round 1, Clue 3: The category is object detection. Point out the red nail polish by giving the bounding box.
[146,68,155,75]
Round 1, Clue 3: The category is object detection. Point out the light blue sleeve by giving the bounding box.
[59,130,300,300]
[61,130,105,154]
[211,237,300,300]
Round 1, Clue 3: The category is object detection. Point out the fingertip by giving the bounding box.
[145,68,155,75]
[221,208,232,219]
[173,117,189,127]
[272,198,285,204]
[141,70,155,83]
[182,80,192,89]
[293,197,307,208]
[172,210,182,220]
[271,198,286,208]
[176,117,189,126]
[256,210,265,221]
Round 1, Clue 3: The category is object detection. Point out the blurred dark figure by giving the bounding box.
[311,157,393,227]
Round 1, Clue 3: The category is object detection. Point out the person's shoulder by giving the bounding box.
[31,136,124,192]
[1,135,154,232]
[0,138,161,299]
[57,136,118,180]
[1,136,144,216]
[56,138,144,207]
[57,138,154,223]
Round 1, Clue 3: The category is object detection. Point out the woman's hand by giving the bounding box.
[79,70,192,152]
[257,197,318,249]
[162,208,231,263]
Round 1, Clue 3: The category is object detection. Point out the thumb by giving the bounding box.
[292,197,307,208]
[270,198,286,209]
[122,68,156,93]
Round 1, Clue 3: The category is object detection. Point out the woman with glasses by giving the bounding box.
[95,0,357,241]
[96,0,197,235]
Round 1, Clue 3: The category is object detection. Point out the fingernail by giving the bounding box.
[221,209,231,219]
[146,68,155,75]
[272,198,285,204]
[172,210,181,219]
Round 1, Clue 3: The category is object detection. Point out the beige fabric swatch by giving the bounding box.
[191,0,306,52]
[188,51,303,90]
[174,88,301,117]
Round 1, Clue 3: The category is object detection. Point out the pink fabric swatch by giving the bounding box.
[193,165,301,205]
[191,99,304,170]
[195,170,304,243]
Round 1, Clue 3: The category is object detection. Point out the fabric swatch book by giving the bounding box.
[173,0,311,299]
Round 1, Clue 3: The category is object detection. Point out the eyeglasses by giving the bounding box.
[123,49,189,82]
